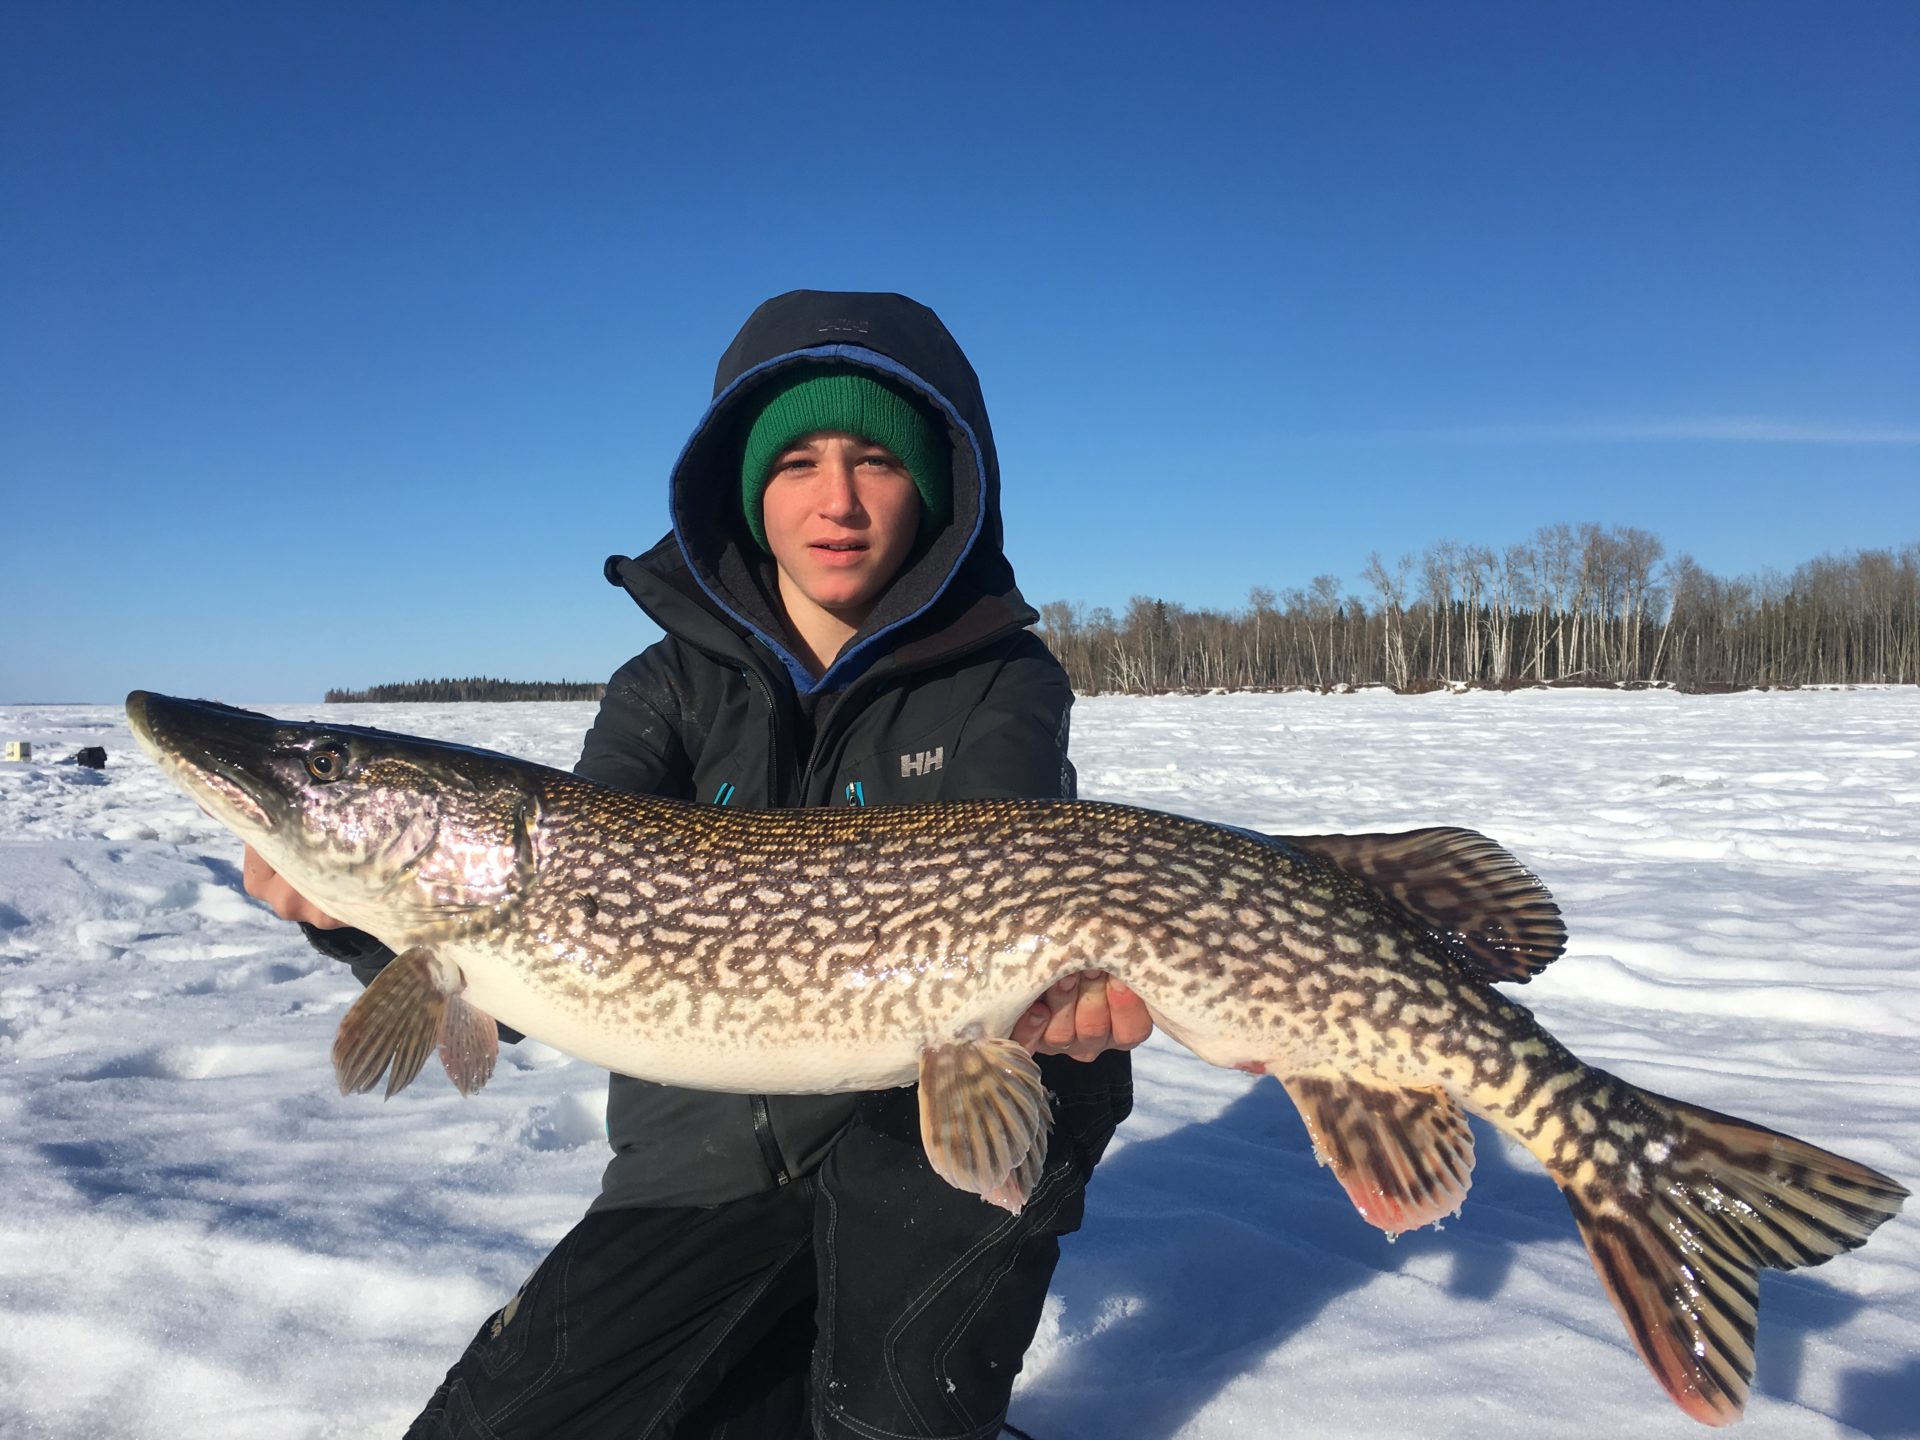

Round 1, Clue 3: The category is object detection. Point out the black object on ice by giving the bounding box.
[67,746,108,769]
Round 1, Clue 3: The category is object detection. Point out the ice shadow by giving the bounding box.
[1752,1265,1889,1422]
[1013,1084,1540,1435]
[32,1138,287,1224]
[1837,1356,1920,1438]
[195,852,246,892]
[1015,1081,1889,1435]
[31,1128,568,1270]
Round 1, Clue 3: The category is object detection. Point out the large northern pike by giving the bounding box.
[126,690,1904,1426]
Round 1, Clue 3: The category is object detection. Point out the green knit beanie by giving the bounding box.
[739,368,951,552]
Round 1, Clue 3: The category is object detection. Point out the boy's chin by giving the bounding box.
[800,571,880,605]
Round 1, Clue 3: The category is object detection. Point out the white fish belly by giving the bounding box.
[449,944,1045,1095]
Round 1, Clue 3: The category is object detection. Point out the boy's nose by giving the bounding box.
[818,458,862,515]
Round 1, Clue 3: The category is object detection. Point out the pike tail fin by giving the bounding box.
[1554,1091,1906,1426]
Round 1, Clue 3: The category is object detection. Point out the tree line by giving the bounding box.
[325,677,608,703]
[1037,526,1919,695]
[328,528,1917,701]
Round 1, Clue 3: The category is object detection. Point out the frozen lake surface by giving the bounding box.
[2,688,1915,1437]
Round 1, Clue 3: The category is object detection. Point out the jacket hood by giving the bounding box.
[609,290,1031,694]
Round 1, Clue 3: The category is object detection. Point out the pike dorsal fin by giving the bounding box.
[1281,1072,1476,1235]
[1282,827,1566,983]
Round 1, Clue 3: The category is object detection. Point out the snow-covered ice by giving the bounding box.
[1,688,1915,1438]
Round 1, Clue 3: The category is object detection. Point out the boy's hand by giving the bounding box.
[242,844,345,929]
[1013,970,1154,1061]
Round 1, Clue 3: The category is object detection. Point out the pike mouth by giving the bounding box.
[188,761,275,830]
[126,690,278,832]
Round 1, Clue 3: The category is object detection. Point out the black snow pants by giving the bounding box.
[403,1066,1129,1440]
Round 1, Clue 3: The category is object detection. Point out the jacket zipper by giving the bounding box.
[750,1095,791,1187]
[730,659,793,806]
[799,672,883,803]
[716,638,994,1187]
[735,659,796,1186]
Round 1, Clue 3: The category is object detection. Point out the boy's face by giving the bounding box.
[761,430,922,623]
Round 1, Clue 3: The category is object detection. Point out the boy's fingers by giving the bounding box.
[241,845,268,899]
[242,844,343,928]
[1072,973,1113,1048]
[1019,971,1156,1058]
[1106,977,1154,1049]
[1041,993,1081,1050]
[1013,1004,1051,1053]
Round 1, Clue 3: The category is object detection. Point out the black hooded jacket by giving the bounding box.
[314,291,1129,1209]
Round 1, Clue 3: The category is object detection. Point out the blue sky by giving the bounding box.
[4,1,1916,702]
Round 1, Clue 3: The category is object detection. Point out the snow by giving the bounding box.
[2,688,1916,1439]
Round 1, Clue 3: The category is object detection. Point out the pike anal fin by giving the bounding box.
[333,946,499,1099]
[1281,1073,1476,1234]
[918,1035,1053,1214]
[1556,1090,1908,1426]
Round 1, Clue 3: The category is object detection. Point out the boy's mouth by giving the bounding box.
[809,541,871,571]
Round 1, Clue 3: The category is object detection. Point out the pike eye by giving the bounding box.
[305,746,347,782]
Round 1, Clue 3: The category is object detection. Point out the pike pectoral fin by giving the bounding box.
[1281,1074,1475,1234]
[918,1036,1053,1214]
[333,946,487,1099]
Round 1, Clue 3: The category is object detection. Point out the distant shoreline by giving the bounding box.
[11,680,1915,708]
[317,677,1898,703]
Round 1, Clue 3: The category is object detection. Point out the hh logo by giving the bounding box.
[900,746,944,778]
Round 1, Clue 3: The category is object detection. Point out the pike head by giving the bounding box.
[126,691,541,940]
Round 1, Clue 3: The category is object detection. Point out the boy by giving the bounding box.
[251,290,1147,1437]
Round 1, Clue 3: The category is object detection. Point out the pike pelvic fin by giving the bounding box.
[333,946,497,1099]
[1281,1073,1476,1234]
[1281,827,1566,983]
[918,1035,1052,1214]
[1553,1088,1908,1426]
[439,993,500,1096]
